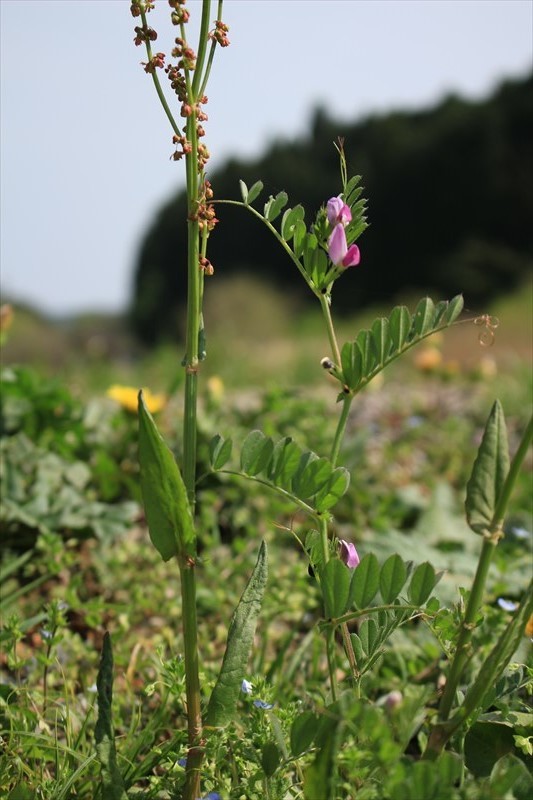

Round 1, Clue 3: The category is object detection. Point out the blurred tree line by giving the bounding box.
[131,73,532,345]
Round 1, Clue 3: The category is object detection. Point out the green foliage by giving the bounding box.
[209,429,350,515]
[95,633,128,799]
[138,390,195,561]
[0,365,140,549]
[466,399,510,534]
[206,541,268,727]
[340,295,464,395]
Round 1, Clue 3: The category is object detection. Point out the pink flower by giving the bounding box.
[339,539,360,569]
[327,196,352,227]
[328,224,361,268]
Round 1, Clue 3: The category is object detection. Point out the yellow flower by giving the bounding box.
[525,614,533,639]
[107,385,167,414]
[413,346,443,372]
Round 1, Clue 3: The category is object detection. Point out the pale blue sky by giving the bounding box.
[1,0,532,316]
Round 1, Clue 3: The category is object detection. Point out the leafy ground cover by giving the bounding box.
[1,313,531,798]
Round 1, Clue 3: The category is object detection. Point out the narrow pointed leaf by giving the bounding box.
[281,204,305,241]
[269,437,302,487]
[411,297,436,338]
[247,180,263,205]
[351,552,380,608]
[292,455,331,500]
[206,541,268,727]
[241,430,274,476]
[459,579,533,722]
[291,711,319,757]
[265,191,288,222]
[389,305,411,351]
[466,400,510,534]
[341,341,363,389]
[314,467,350,512]
[138,391,195,561]
[209,434,233,470]
[408,561,437,605]
[95,633,128,800]
[320,559,352,618]
[261,742,281,777]
[371,317,389,364]
[293,219,307,257]
[442,294,464,324]
[379,554,408,603]
[359,617,379,656]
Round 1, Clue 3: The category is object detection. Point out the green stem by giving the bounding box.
[191,0,213,98]
[318,291,341,367]
[215,199,314,290]
[139,9,181,137]
[180,562,203,798]
[330,394,352,467]
[198,1,224,100]
[438,412,533,722]
[437,537,496,720]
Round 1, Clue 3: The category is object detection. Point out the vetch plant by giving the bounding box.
[93,2,533,798]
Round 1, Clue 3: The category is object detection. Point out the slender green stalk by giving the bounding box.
[330,395,352,467]
[139,8,181,137]
[319,292,342,367]
[437,537,496,721]
[438,413,533,721]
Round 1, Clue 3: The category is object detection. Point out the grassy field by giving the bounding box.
[1,281,531,799]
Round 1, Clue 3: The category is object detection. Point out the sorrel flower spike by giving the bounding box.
[327,196,352,227]
[328,223,361,268]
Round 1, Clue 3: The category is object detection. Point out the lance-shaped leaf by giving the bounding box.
[456,579,533,725]
[241,430,274,476]
[247,180,264,205]
[209,433,233,470]
[465,400,510,534]
[379,554,408,603]
[320,559,352,618]
[206,541,268,727]
[138,391,195,561]
[351,552,379,609]
[95,633,128,800]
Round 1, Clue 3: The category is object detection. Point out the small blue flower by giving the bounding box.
[241,679,253,695]
[178,757,187,768]
[511,526,531,540]
[497,598,518,612]
[253,699,274,709]
[200,793,221,800]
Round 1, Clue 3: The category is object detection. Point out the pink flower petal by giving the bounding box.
[339,539,360,568]
[328,223,348,266]
[342,244,361,268]
[327,196,352,226]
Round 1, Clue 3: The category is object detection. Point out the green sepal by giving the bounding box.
[465,400,510,534]
[138,391,195,561]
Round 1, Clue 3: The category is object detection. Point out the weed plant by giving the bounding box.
[1,2,532,800]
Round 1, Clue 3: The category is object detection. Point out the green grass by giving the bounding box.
[1,283,531,799]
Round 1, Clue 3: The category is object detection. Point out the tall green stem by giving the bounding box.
[331,395,352,467]
[319,292,342,367]
[438,413,533,722]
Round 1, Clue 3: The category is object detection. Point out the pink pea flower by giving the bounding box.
[327,196,352,227]
[328,224,361,268]
[339,539,360,569]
